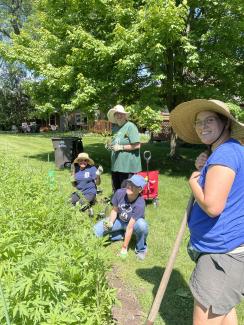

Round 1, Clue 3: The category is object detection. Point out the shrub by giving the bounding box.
[0,157,115,324]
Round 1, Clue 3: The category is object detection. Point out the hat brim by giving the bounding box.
[124,180,143,189]
[170,99,244,144]
[73,157,94,165]
[107,108,130,124]
[126,177,147,189]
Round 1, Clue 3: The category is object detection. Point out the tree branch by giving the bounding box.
[0,28,11,38]
[10,17,21,34]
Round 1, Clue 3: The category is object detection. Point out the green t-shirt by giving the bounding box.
[111,121,142,173]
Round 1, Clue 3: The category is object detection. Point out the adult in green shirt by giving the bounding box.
[107,104,142,191]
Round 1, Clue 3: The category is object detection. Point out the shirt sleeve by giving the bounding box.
[111,190,120,207]
[208,145,240,174]
[128,123,140,144]
[131,198,145,221]
[89,166,97,180]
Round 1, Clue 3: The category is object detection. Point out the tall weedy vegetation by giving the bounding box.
[0,156,115,324]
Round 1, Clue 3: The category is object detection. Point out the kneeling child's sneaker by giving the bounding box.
[136,248,147,260]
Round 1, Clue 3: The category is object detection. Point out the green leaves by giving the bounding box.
[0,156,115,324]
[127,103,163,134]
[228,102,244,123]
[0,0,243,126]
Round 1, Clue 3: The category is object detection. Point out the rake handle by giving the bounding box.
[145,195,194,325]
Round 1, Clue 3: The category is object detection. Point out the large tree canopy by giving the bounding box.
[0,0,243,124]
[0,0,32,39]
[0,62,33,129]
[0,0,33,127]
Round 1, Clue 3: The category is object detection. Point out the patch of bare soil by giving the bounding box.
[108,266,146,325]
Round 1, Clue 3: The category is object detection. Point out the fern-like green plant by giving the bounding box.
[0,156,115,325]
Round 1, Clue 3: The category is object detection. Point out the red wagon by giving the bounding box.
[137,151,159,206]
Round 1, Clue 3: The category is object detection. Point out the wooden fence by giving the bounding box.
[88,114,171,141]
[88,120,112,134]
[151,113,171,141]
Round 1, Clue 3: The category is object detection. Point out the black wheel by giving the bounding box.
[64,161,71,168]
[97,188,103,194]
[153,198,159,207]
[88,207,94,217]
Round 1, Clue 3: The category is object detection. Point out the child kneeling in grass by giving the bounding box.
[70,152,103,211]
[94,174,148,260]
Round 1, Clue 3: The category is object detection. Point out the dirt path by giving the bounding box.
[108,266,146,325]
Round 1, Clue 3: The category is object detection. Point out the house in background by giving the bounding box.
[57,111,89,131]
[67,111,88,130]
[151,112,171,141]
[60,110,111,134]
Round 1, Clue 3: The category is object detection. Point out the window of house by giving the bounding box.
[75,113,81,125]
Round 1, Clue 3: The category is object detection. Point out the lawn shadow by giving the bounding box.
[136,266,193,325]
[23,140,205,178]
[24,142,112,172]
[24,151,55,163]
[84,142,205,178]
[140,142,206,178]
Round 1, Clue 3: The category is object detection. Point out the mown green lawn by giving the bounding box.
[1,132,243,325]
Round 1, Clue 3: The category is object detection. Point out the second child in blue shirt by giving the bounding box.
[94,174,148,260]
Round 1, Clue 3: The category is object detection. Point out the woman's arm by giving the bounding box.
[189,165,235,217]
[123,142,141,151]
[103,207,118,231]
[109,207,119,224]
[111,142,141,152]
[122,218,136,249]
[195,151,208,170]
[94,165,103,185]
[70,170,77,187]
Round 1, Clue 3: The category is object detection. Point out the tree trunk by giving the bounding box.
[164,48,180,158]
[60,113,69,131]
[169,130,179,159]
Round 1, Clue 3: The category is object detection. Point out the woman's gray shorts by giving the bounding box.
[189,253,244,315]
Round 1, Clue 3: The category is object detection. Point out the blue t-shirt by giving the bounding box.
[112,188,145,223]
[75,165,97,196]
[189,138,244,253]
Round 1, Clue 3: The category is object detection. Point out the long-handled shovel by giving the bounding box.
[143,151,152,200]
[145,194,195,325]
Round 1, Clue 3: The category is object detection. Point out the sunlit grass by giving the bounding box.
[1,133,243,325]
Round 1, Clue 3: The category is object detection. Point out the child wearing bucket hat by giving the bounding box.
[70,152,103,211]
[170,99,244,325]
[94,174,148,260]
[107,104,142,191]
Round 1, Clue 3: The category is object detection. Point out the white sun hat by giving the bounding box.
[107,104,130,124]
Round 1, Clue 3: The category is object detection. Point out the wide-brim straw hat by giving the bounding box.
[107,104,130,124]
[170,99,244,144]
[73,152,94,165]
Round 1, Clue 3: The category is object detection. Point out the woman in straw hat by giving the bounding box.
[170,99,244,325]
[107,104,142,191]
[70,152,103,210]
